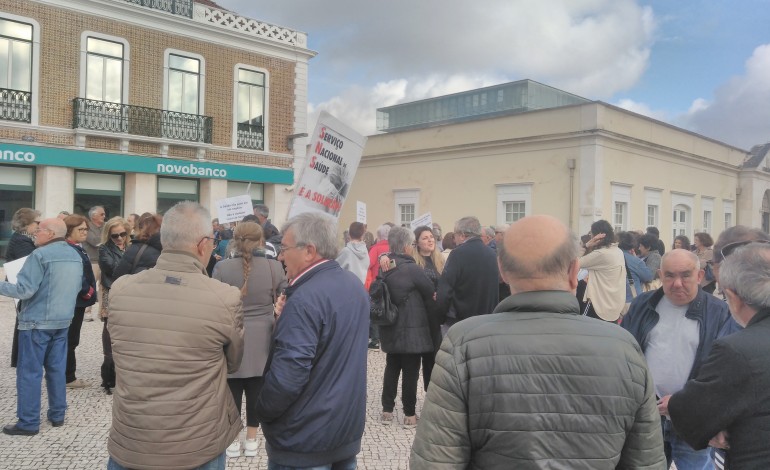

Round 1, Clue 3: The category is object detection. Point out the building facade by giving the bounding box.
[341,80,769,246]
[0,0,314,261]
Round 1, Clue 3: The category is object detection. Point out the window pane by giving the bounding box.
[249,86,263,125]
[87,37,123,58]
[104,58,122,103]
[0,38,8,88]
[237,83,249,123]
[169,54,199,73]
[0,19,32,41]
[238,69,263,86]
[86,55,104,100]
[168,70,182,111]
[182,73,198,114]
[10,41,31,91]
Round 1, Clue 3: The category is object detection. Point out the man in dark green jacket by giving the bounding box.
[411,215,666,469]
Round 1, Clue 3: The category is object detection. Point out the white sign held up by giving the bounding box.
[216,194,253,224]
[356,201,367,224]
[410,212,433,231]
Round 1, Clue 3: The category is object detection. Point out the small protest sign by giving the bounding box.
[217,194,252,224]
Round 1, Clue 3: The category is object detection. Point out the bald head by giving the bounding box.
[41,218,66,237]
[498,215,579,293]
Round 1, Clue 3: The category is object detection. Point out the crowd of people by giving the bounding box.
[1,202,769,469]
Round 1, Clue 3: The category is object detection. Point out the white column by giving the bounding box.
[199,178,228,215]
[124,173,157,215]
[35,166,74,218]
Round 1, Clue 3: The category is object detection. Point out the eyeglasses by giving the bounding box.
[279,244,305,252]
[719,239,770,261]
[199,236,220,249]
[110,232,128,240]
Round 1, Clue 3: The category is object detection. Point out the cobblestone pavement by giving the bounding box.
[0,290,423,469]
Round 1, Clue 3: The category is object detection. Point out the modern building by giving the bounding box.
[341,79,770,245]
[0,0,315,261]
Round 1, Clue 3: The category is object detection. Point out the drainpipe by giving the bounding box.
[567,159,576,231]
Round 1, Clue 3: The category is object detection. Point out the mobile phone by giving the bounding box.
[388,259,396,269]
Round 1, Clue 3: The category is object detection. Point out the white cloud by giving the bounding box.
[681,44,770,148]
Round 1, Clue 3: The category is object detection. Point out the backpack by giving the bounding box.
[369,272,399,326]
[704,260,715,282]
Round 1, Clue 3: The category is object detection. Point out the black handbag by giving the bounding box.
[369,272,399,326]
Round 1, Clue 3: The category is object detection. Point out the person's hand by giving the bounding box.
[379,255,393,272]
[709,430,730,449]
[274,293,286,320]
[657,395,671,417]
[214,254,222,261]
[585,233,606,249]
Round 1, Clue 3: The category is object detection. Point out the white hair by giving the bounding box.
[376,223,392,241]
[719,243,770,308]
[281,212,339,259]
[160,201,211,250]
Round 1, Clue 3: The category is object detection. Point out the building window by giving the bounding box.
[0,17,32,123]
[504,201,526,223]
[227,181,264,206]
[725,212,732,228]
[86,37,124,103]
[74,171,123,219]
[0,165,35,263]
[236,68,266,150]
[723,200,734,230]
[157,177,198,214]
[167,54,200,114]
[647,204,658,227]
[703,210,712,234]
[672,204,690,240]
[613,202,627,233]
[399,204,415,226]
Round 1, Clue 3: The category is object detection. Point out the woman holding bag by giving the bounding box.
[212,222,287,459]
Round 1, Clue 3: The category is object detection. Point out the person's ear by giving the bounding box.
[568,258,579,291]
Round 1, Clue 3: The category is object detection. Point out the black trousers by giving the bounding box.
[421,351,435,392]
[227,376,264,428]
[66,307,86,383]
[382,353,421,416]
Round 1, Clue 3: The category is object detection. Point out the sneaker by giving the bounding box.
[2,424,38,436]
[243,437,259,457]
[380,411,393,425]
[226,439,241,458]
[368,340,380,350]
[66,379,88,389]
[403,415,418,429]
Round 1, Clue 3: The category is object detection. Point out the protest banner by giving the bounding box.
[216,194,253,224]
[287,111,367,221]
[356,201,367,224]
[410,212,433,231]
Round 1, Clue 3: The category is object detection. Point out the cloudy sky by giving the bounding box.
[216,0,770,150]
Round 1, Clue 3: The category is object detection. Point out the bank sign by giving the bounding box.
[0,143,293,184]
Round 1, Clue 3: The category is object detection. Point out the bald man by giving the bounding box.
[0,218,84,435]
[411,215,666,469]
[622,249,737,470]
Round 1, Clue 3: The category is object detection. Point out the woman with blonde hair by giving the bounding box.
[212,222,287,458]
[97,216,130,394]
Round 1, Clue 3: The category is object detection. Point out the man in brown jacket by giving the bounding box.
[107,201,244,470]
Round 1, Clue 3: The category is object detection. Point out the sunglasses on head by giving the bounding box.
[719,238,770,261]
[110,232,128,240]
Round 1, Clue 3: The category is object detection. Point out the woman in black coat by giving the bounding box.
[97,216,130,393]
[379,226,435,428]
[6,208,41,368]
[112,213,162,280]
[63,215,98,389]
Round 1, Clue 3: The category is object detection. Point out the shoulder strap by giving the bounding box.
[131,244,149,274]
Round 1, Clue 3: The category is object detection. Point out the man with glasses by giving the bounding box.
[106,202,243,470]
[668,241,770,468]
[83,205,106,321]
[256,212,369,470]
[0,218,83,435]
[622,249,737,470]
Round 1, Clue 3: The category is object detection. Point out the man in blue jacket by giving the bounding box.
[621,249,737,470]
[0,218,83,435]
[256,212,369,469]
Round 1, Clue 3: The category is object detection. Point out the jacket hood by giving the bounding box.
[345,241,369,260]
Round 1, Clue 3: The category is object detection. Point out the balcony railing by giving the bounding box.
[123,0,193,18]
[237,122,265,150]
[73,98,212,144]
[0,88,31,123]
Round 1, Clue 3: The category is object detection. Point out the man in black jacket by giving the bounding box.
[436,216,498,331]
[669,242,770,468]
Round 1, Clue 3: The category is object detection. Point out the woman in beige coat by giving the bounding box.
[579,220,627,322]
[212,222,287,459]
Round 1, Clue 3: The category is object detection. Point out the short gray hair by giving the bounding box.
[388,226,414,254]
[499,231,579,279]
[11,208,40,232]
[482,226,495,238]
[376,223,392,241]
[281,212,339,259]
[713,225,770,264]
[88,206,105,218]
[719,243,770,308]
[661,249,701,270]
[253,204,269,218]
[160,201,211,250]
[454,216,482,237]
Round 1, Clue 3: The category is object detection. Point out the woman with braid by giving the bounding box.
[212,222,287,458]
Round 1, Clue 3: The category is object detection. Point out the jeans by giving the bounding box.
[382,353,421,416]
[16,328,68,431]
[107,453,225,470]
[66,307,86,383]
[267,456,357,470]
[662,418,713,470]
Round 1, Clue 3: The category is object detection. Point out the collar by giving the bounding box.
[493,290,580,315]
[154,250,208,275]
[747,307,770,327]
[289,259,331,286]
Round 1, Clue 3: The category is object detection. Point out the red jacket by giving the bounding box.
[367,240,390,289]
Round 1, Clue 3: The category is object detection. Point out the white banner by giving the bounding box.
[287,111,368,221]
[410,212,433,231]
[216,194,253,224]
[356,201,367,224]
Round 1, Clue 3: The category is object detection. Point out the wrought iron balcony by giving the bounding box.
[122,0,193,18]
[0,88,31,123]
[73,98,212,144]
[237,122,265,150]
